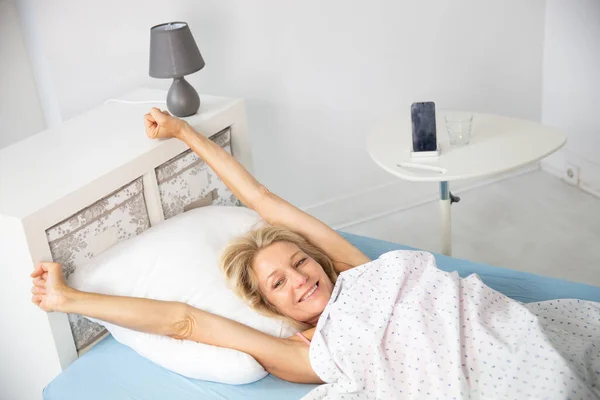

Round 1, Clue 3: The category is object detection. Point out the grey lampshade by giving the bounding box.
[149,22,205,78]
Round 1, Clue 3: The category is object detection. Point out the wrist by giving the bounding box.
[57,287,81,313]
[176,122,196,142]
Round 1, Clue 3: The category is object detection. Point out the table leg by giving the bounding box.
[440,181,452,256]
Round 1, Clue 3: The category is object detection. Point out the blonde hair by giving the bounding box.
[220,225,337,329]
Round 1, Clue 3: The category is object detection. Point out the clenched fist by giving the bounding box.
[30,262,73,313]
[144,107,188,140]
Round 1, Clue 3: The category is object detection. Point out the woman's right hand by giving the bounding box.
[31,262,73,313]
[144,107,189,140]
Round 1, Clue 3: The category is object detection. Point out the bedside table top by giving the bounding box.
[367,111,566,182]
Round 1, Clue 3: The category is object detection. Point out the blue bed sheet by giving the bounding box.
[44,232,600,400]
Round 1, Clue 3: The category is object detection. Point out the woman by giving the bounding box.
[31,107,370,384]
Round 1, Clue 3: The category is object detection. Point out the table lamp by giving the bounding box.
[149,22,205,117]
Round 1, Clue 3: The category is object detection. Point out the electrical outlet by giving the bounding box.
[564,162,580,186]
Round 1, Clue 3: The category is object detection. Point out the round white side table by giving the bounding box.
[367,111,566,256]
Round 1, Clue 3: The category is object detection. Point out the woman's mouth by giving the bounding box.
[300,282,319,302]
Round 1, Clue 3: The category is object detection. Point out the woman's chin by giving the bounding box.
[304,298,328,323]
[291,290,331,324]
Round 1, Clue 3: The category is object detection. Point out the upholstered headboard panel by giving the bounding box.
[156,128,239,219]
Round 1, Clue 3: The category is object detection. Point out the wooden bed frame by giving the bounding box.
[0,88,253,400]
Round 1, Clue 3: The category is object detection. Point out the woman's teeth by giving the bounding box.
[301,284,318,302]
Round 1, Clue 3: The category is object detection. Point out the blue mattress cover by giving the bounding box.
[44,232,600,400]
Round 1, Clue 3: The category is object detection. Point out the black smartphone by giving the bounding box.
[411,102,437,152]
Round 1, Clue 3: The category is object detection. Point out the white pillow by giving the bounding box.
[68,206,299,384]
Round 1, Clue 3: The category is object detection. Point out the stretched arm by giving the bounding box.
[31,262,321,383]
[144,108,370,272]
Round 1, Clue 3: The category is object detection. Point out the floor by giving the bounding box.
[345,170,600,287]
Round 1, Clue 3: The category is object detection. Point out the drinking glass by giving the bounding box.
[444,113,473,146]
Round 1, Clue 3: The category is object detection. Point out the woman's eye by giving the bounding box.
[295,258,307,268]
[274,279,284,289]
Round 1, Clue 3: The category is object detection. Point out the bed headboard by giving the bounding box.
[0,88,252,395]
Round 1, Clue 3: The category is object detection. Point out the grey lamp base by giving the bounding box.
[166,76,200,117]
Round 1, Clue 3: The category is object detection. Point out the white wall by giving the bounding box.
[541,0,600,197]
[12,0,547,226]
[0,0,45,148]
[0,216,64,400]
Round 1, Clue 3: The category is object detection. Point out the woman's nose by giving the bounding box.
[291,270,308,288]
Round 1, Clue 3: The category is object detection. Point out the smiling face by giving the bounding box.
[253,241,334,325]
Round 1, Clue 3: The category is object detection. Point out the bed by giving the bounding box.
[2,88,598,400]
[43,231,600,400]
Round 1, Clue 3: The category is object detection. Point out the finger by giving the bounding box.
[144,113,156,126]
[38,262,59,274]
[144,114,152,127]
[30,265,43,278]
[34,279,46,288]
[147,127,159,139]
[144,122,158,139]
[31,286,46,295]
[47,263,62,274]
[149,107,163,120]
[42,272,48,280]
[161,109,171,116]
[31,295,42,305]
[33,278,46,286]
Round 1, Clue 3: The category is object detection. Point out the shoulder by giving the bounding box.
[287,327,316,344]
[268,334,321,383]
